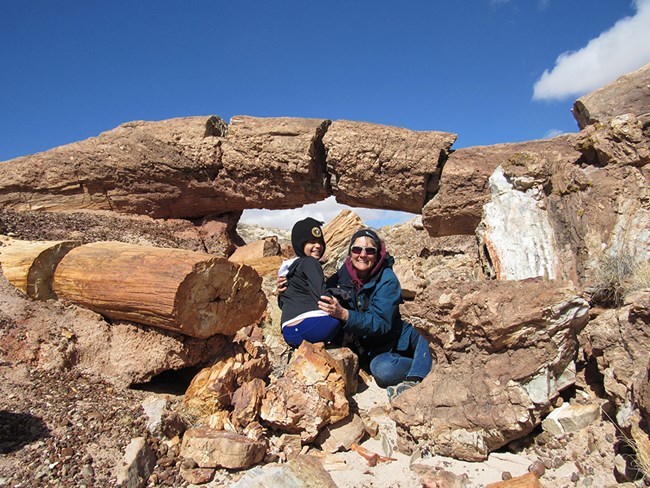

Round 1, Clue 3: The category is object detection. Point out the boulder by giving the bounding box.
[229,236,281,263]
[325,346,359,396]
[323,120,456,213]
[180,428,266,470]
[183,337,270,421]
[219,116,331,210]
[0,271,233,387]
[541,401,601,436]
[572,61,650,129]
[580,289,650,426]
[575,113,650,167]
[0,208,243,256]
[260,341,349,442]
[231,378,267,427]
[321,209,365,277]
[473,144,649,287]
[227,455,338,487]
[114,437,157,488]
[0,116,228,219]
[394,279,589,461]
[422,135,580,237]
[316,412,365,453]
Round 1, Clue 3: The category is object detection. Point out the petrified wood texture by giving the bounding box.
[0,236,79,299]
[53,241,266,338]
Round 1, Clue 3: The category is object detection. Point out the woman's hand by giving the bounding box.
[319,295,349,322]
[276,275,288,294]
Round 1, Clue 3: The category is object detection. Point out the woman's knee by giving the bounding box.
[370,353,410,387]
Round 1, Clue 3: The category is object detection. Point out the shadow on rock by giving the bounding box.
[0,410,51,453]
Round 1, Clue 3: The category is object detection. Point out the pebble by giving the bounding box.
[528,459,546,477]
[82,464,94,479]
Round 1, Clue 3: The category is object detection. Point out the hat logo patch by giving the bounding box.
[311,227,322,238]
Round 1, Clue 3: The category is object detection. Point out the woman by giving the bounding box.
[317,228,432,399]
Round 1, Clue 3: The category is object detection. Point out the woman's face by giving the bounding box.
[350,236,378,277]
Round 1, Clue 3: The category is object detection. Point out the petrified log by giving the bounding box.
[52,241,266,338]
[0,236,79,299]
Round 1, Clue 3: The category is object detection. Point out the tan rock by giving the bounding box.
[394,279,590,461]
[417,467,470,488]
[53,241,267,339]
[576,113,650,167]
[231,378,267,427]
[316,412,365,453]
[323,120,456,213]
[179,466,215,485]
[0,236,80,300]
[232,255,282,277]
[180,427,266,469]
[183,340,270,420]
[228,234,283,277]
[322,209,365,277]
[0,208,240,256]
[228,455,338,487]
[422,135,580,237]
[260,341,349,442]
[275,433,303,460]
[325,346,359,396]
[393,261,422,299]
[0,116,228,219]
[541,402,601,436]
[219,116,331,210]
[581,290,650,426]
[485,472,541,488]
[572,61,650,129]
[229,237,281,263]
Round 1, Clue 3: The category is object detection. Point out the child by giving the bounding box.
[278,217,342,348]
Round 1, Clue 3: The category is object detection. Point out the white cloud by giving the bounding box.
[543,128,564,138]
[533,0,650,101]
[240,196,416,230]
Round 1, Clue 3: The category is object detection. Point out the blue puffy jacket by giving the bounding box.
[326,254,418,366]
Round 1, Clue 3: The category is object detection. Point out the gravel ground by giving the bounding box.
[0,364,184,487]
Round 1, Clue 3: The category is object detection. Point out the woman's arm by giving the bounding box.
[343,270,402,337]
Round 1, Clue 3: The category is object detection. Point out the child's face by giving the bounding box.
[303,240,323,259]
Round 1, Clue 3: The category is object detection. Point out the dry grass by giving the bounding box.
[630,421,650,483]
[591,252,650,307]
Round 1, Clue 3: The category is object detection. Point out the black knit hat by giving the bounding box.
[291,217,326,257]
[348,228,381,254]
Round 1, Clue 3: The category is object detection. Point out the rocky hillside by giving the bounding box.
[0,63,649,487]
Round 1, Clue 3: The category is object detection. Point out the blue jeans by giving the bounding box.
[369,333,432,387]
[282,315,342,348]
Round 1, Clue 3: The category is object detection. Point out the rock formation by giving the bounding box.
[394,279,589,461]
[0,61,648,484]
[0,116,456,219]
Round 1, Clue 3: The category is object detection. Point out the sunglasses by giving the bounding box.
[351,246,377,256]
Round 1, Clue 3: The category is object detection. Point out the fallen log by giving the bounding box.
[53,241,266,338]
[0,236,80,299]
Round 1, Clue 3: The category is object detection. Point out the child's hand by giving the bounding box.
[276,275,288,294]
[318,295,349,322]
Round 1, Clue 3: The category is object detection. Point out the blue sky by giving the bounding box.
[2,1,649,228]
